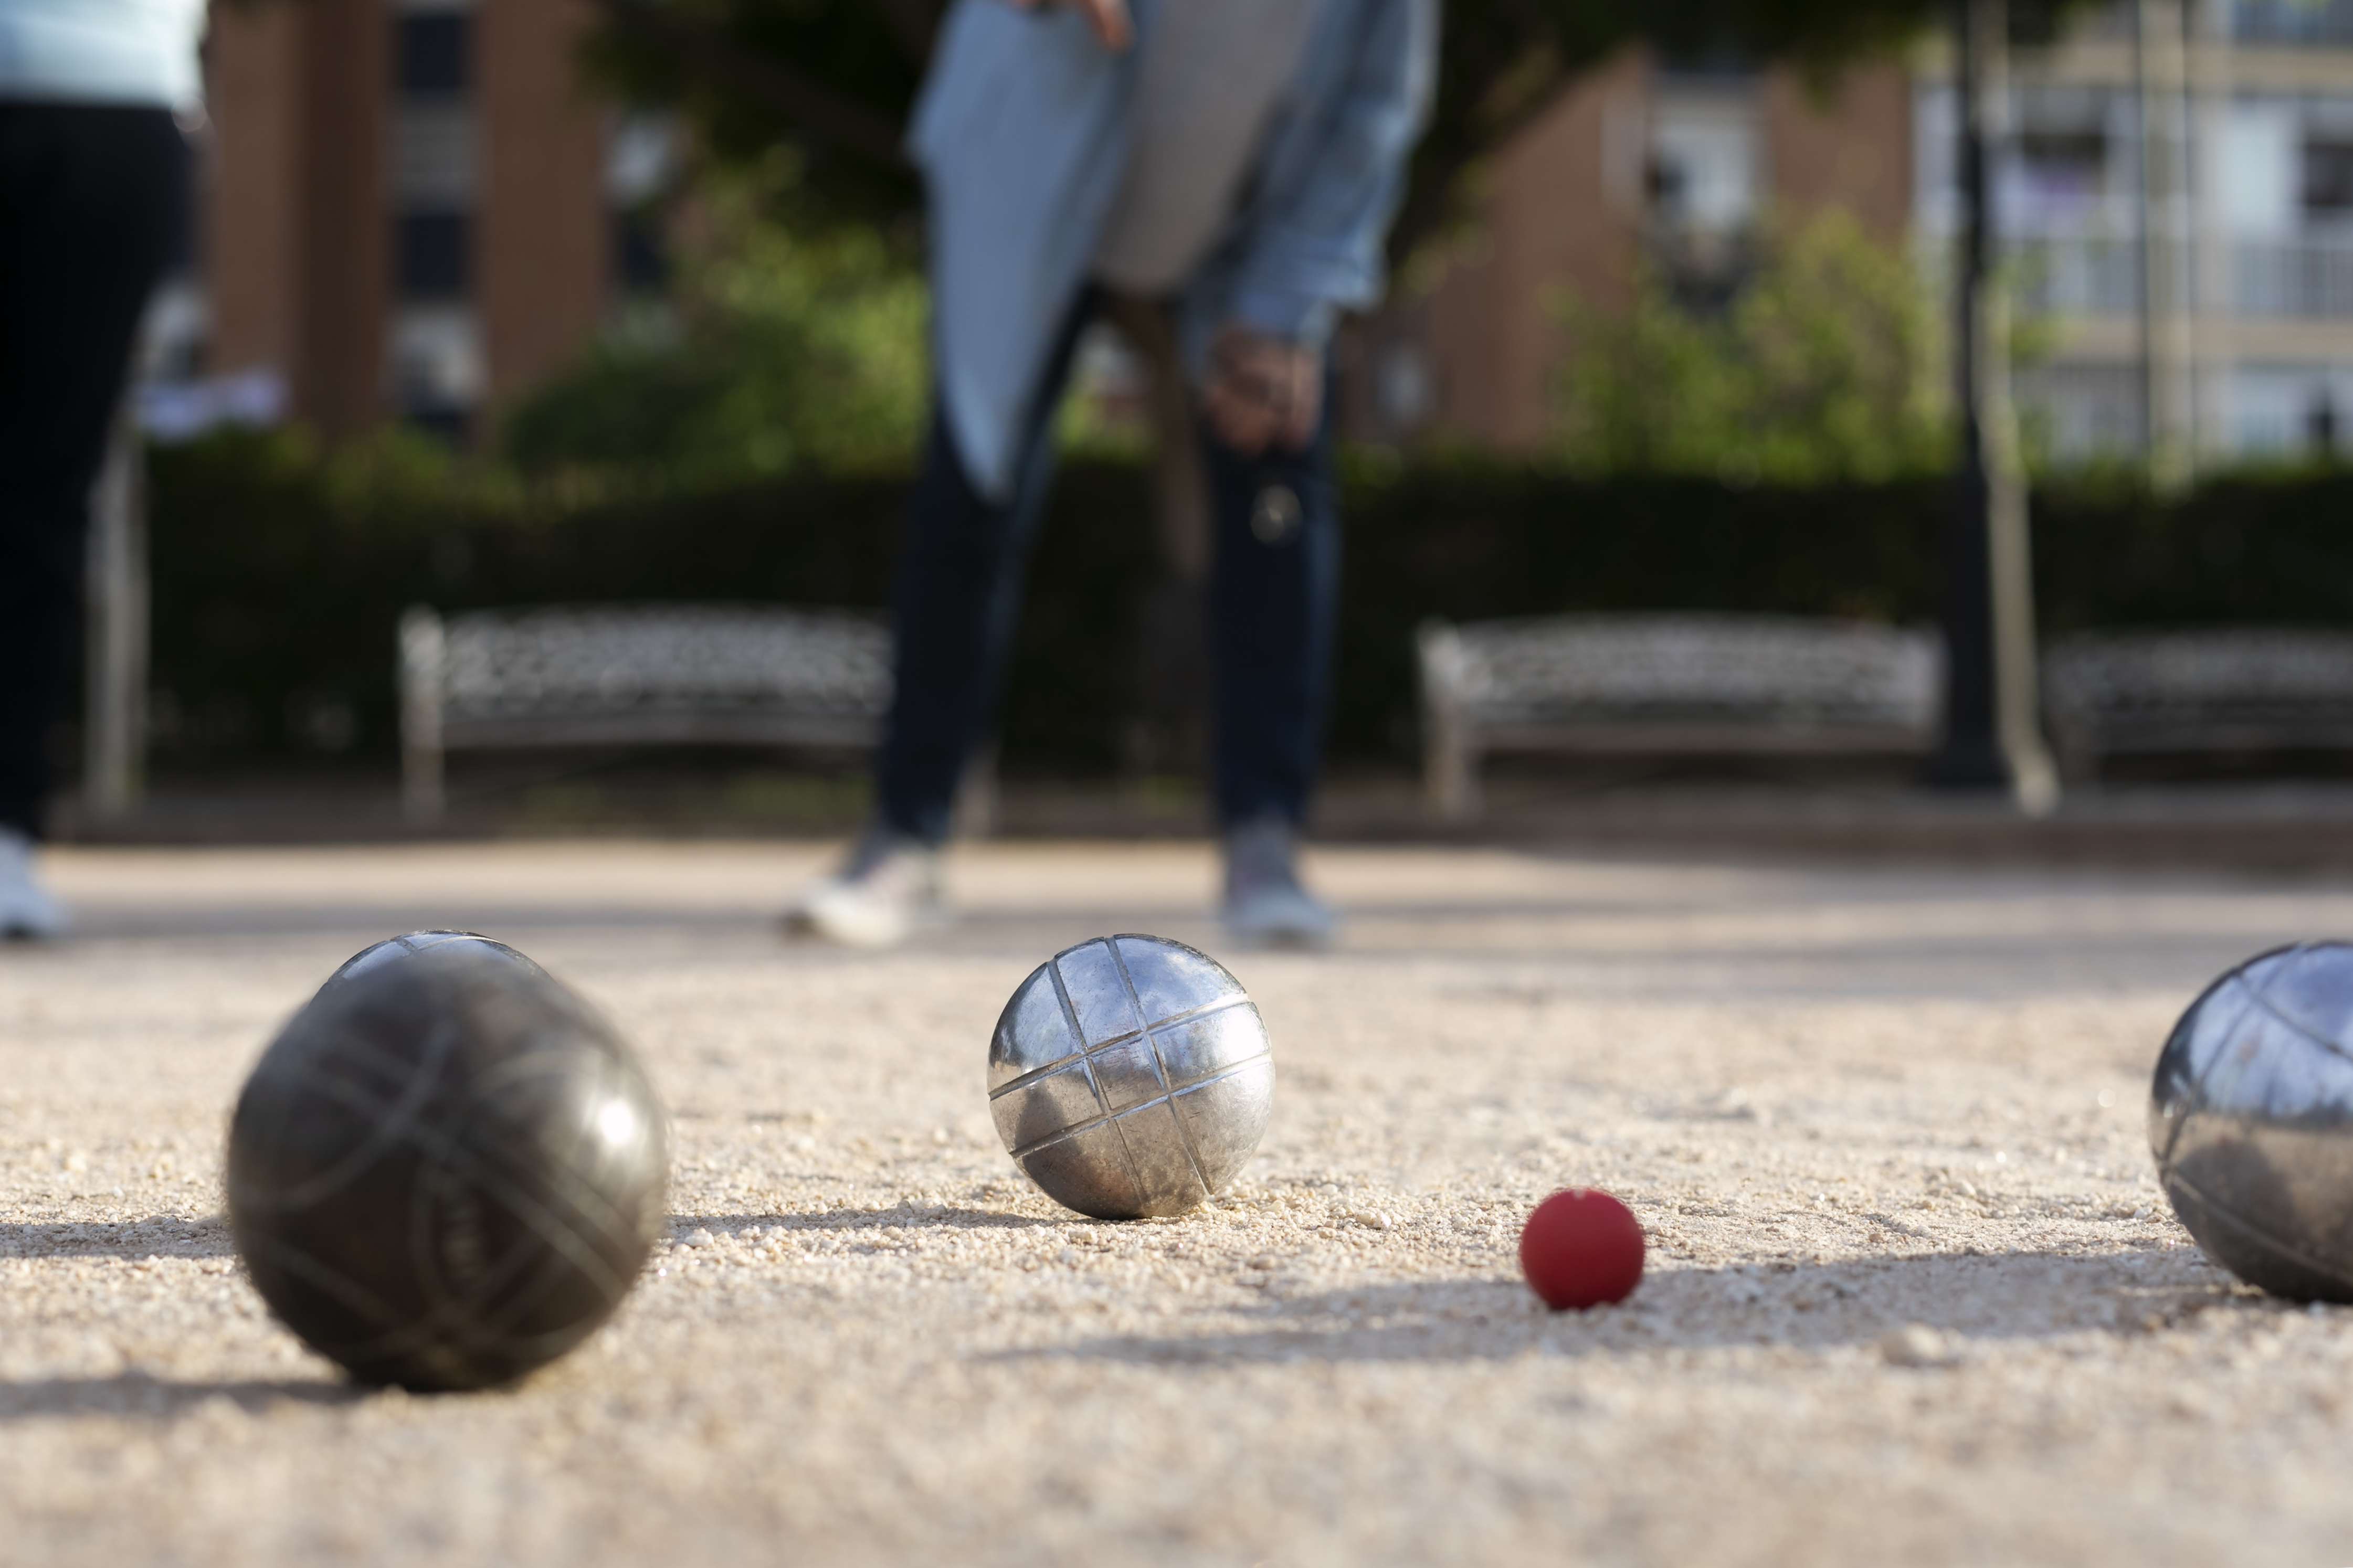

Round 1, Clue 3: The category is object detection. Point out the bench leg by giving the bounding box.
[403,738,445,827]
[953,742,999,840]
[2052,733,2098,789]
[1425,705,1480,824]
[399,606,447,828]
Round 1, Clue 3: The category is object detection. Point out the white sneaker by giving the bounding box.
[0,828,67,941]
[785,829,946,948]
[1220,816,1336,950]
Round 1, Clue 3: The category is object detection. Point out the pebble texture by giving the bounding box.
[3,839,2352,1565]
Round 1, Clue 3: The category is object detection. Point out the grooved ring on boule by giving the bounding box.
[2151,940,2353,1302]
[227,941,669,1390]
[988,934,1273,1220]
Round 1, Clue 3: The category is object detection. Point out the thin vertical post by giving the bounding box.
[1928,0,2060,812]
[83,408,147,819]
[399,606,447,825]
[2138,0,2194,492]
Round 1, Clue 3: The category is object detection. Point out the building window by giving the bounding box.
[397,211,470,299]
[389,305,484,443]
[2233,0,2353,45]
[2304,139,2353,218]
[396,12,469,98]
[391,2,477,437]
[614,211,669,295]
[607,115,679,298]
[1647,70,1760,310]
[2015,130,2108,221]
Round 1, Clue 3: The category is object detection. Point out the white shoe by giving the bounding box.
[1220,817,1336,950]
[785,829,946,948]
[0,828,67,941]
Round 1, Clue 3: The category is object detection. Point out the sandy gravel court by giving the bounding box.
[2,838,2350,1566]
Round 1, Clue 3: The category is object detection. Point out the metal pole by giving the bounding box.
[2137,0,2193,494]
[1928,0,2060,813]
[83,407,148,819]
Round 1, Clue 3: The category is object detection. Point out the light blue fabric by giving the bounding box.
[0,0,205,107]
[910,0,1437,502]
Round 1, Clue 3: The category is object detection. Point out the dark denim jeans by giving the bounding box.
[0,103,187,838]
[876,291,1339,846]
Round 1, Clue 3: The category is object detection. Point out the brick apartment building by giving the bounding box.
[154,0,662,443]
[153,1,2353,468]
[157,0,1918,455]
[1380,0,2353,466]
[1362,52,1914,448]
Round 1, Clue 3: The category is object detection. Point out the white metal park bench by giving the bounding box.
[1416,612,1944,821]
[398,604,893,823]
[2042,627,2353,781]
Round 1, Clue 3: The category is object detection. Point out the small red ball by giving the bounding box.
[1520,1189,1645,1309]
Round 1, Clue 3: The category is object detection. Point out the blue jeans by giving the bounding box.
[876,292,1339,846]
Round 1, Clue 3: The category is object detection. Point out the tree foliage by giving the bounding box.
[579,0,2012,253]
[554,0,2103,480]
[1551,211,1950,482]
[501,156,928,488]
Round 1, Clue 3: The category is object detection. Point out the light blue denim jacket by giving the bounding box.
[910,0,1438,500]
[0,0,205,107]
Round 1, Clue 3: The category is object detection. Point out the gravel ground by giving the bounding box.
[3,839,2351,1566]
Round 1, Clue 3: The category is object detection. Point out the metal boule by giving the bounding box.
[2151,941,2353,1301]
[230,939,668,1390]
[987,934,1274,1220]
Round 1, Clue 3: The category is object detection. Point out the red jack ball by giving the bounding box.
[1520,1188,1645,1309]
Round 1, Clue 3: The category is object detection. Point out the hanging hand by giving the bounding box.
[1201,327,1323,458]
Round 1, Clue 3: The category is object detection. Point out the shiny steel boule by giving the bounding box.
[228,940,668,1390]
[2151,941,2353,1301]
[988,934,1273,1220]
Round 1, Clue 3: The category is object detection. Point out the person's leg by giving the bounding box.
[0,105,187,842]
[1202,379,1341,828]
[790,290,1095,944]
[873,369,1080,847]
[0,104,185,940]
[1200,371,1342,945]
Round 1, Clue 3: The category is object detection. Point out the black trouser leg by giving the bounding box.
[1201,379,1340,830]
[875,291,1096,845]
[0,103,187,838]
[877,296,1341,844]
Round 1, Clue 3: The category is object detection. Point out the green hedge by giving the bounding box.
[142,431,2353,771]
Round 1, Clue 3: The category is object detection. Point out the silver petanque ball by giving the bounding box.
[988,934,1274,1220]
[2152,941,2353,1301]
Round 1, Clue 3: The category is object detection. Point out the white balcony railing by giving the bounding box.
[2232,240,2353,317]
[2231,0,2353,44]
[1999,235,2353,321]
[2008,235,2141,317]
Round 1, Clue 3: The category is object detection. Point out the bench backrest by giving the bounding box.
[419,606,892,718]
[1422,613,1942,729]
[2045,629,2353,724]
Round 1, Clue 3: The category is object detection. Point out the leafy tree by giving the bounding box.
[501,156,928,489]
[582,0,1986,254]
[554,0,2102,484]
[1550,210,1949,483]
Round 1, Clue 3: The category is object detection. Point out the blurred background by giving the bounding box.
[65,0,2353,854]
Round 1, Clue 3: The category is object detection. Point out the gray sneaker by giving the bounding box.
[1220,816,1336,950]
[0,828,67,941]
[785,827,946,948]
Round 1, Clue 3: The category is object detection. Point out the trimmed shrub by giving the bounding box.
[142,430,2353,772]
